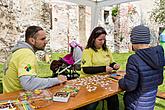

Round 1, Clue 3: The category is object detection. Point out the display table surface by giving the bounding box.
[0,71,125,110]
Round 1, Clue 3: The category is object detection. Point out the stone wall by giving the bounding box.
[0,0,159,63]
[50,1,79,52]
[0,0,51,63]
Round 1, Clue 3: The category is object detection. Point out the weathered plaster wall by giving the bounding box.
[0,0,159,63]
[0,0,51,62]
[50,1,79,52]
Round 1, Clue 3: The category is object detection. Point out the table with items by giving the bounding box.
[0,71,125,110]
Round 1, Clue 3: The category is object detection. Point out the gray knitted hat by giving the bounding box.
[130,25,150,44]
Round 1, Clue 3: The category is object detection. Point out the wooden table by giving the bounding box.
[0,71,125,110]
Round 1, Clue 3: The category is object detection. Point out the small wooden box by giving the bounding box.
[53,92,70,102]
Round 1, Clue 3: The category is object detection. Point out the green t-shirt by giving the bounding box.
[81,48,113,77]
[3,48,37,93]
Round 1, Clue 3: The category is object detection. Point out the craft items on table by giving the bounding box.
[0,100,16,110]
[29,99,52,109]
[67,74,113,92]
[0,74,120,109]
[18,89,52,101]
[53,85,80,102]
[60,85,80,97]
[53,92,70,102]
[17,89,52,109]
[16,100,33,110]
[0,100,33,110]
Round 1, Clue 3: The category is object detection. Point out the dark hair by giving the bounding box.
[25,26,43,41]
[86,26,108,52]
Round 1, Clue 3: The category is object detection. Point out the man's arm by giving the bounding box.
[20,75,64,91]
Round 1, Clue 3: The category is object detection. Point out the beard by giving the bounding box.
[35,46,45,51]
[33,44,45,51]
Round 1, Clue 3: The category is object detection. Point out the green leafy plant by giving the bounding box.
[111,6,119,17]
[150,0,165,25]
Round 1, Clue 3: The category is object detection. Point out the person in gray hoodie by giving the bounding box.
[3,26,67,93]
[119,25,165,110]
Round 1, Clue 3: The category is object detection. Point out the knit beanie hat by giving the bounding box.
[130,25,150,44]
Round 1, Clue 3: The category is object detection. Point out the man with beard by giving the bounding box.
[3,26,67,93]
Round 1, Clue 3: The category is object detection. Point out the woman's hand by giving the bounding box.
[113,64,120,70]
[106,66,113,73]
[58,75,67,83]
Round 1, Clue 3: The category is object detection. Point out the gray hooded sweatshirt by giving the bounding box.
[8,41,62,91]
